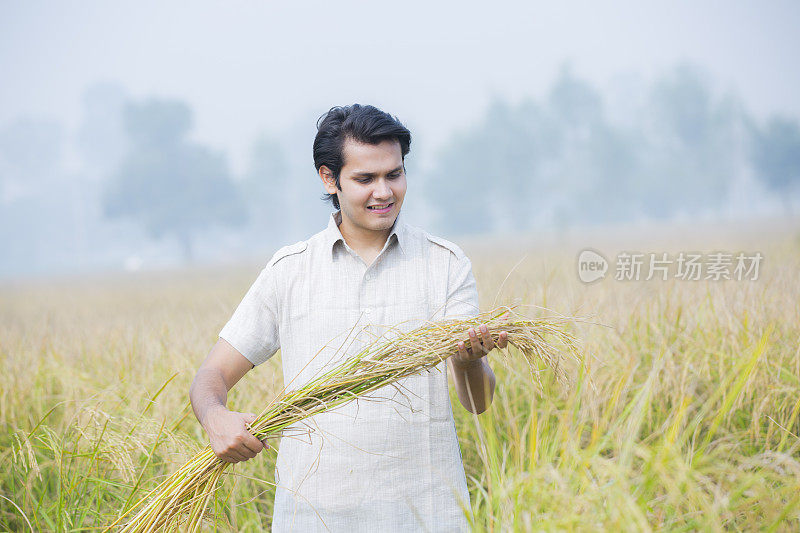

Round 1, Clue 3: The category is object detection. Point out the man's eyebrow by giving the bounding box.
[351,165,404,177]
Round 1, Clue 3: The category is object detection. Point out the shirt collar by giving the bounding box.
[325,210,407,259]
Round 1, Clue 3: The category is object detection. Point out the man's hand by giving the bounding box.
[201,406,268,463]
[448,319,509,414]
[453,323,509,367]
[190,339,268,463]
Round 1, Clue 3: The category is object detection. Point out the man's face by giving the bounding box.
[321,137,407,236]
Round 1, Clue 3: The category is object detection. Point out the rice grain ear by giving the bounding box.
[107,307,585,532]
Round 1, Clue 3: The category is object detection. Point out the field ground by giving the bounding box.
[1,217,799,531]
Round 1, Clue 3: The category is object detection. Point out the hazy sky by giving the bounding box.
[2,1,799,174]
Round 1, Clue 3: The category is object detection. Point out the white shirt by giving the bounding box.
[219,210,480,532]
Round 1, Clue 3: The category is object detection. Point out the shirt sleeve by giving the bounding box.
[443,252,480,320]
[219,264,281,366]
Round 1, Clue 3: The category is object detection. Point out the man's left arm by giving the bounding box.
[449,324,508,414]
[443,252,508,414]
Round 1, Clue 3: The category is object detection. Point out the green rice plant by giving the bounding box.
[105,307,585,532]
[5,225,799,531]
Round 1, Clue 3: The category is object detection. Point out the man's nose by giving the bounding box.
[373,179,392,199]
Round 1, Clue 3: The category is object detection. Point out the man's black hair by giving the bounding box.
[313,104,412,210]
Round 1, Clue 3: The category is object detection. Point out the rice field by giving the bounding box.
[1,218,799,531]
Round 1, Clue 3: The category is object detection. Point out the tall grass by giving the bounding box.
[107,310,582,531]
[1,229,799,531]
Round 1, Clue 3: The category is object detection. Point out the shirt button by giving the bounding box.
[365,273,373,281]
[364,308,371,315]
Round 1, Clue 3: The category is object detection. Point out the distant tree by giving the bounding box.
[103,98,245,262]
[641,64,738,217]
[426,66,651,235]
[241,135,289,236]
[548,65,604,132]
[425,63,759,234]
[426,98,561,234]
[752,116,800,214]
[426,125,490,235]
[547,66,642,225]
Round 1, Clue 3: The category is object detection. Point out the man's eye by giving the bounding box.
[357,178,371,184]
[388,173,401,179]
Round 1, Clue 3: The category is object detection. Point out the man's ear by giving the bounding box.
[319,166,338,194]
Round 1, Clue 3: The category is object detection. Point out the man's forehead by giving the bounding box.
[341,137,402,173]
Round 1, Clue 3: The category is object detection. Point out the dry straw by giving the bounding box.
[105,307,584,532]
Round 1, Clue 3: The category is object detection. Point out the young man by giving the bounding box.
[189,104,508,532]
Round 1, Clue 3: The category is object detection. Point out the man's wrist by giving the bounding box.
[452,356,485,371]
[200,403,227,428]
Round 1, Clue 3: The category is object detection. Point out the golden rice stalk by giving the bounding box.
[105,307,584,532]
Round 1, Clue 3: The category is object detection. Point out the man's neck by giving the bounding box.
[337,214,394,262]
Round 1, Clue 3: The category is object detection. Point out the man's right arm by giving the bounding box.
[189,338,267,463]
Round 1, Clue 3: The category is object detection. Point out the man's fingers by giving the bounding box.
[456,341,470,361]
[241,431,264,455]
[456,341,466,356]
[225,449,248,463]
[240,413,264,454]
[498,331,509,349]
[479,324,495,352]
[468,328,483,357]
[240,443,259,459]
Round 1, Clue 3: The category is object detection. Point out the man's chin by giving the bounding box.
[364,208,399,225]
[369,220,393,231]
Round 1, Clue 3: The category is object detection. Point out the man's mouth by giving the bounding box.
[367,202,393,214]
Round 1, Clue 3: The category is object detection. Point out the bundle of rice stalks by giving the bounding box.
[106,307,584,532]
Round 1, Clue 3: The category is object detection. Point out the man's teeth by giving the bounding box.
[369,204,391,209]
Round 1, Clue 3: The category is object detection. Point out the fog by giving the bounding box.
[1,1,799,279]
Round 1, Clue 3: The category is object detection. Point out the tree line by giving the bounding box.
[1,63,798,277]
